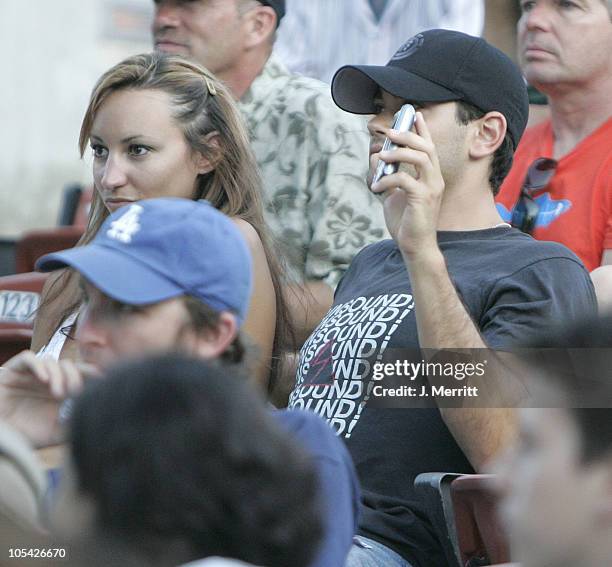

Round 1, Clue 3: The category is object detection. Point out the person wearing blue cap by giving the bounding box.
[38,198,253,370]
[0,198,359,567]
[287,30,597,567]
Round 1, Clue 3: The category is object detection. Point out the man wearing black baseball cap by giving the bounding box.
[331,29,528,152]
[288,30,597,567]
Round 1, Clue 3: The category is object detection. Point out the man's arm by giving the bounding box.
[371,114,518,469]
[286,280,334,347]
[271,280,334,407]
[398,245,518,468]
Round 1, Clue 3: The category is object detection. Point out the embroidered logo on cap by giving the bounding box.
[391,33,425,61]
[107,204,143,243]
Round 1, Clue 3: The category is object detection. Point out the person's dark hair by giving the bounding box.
[69,355,322,567]
[181,295,246,364]
[252,0,285,30]
[455,101,515,195]
[523,315,612,464]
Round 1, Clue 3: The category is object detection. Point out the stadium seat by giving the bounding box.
[452,475,510,565]
[57,184,93,227]
[0,272,48,329]
[57,183,83,226]
[14,227,83,274]
[414,472,463,566]
[72,185,93,227]
[0,329,33,365]
[0,272,48,363]
[415,472,510,567]
[14,184,92,274]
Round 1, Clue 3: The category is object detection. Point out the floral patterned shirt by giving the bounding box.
[238,55,388,288]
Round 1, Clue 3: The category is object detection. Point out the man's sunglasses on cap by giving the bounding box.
[510,157,558,235]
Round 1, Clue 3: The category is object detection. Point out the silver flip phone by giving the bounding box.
[372,104,416,185]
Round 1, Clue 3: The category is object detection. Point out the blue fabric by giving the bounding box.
[46,468,62,493]
[273,409,360,567]
[36,198,252,323]
[347,536,413,567]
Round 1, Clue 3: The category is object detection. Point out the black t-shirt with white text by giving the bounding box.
[289,227,597,567]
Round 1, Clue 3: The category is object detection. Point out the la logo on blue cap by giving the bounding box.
[107,204,143,244]
[391,33,424,61]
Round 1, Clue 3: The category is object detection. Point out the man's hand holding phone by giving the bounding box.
[370,110,445,263]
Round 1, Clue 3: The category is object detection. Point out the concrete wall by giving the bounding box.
[0,0,153,238]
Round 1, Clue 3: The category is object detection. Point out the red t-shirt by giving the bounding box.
[496,118,612,271]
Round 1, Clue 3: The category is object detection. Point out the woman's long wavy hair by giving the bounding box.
[33,52,292,392]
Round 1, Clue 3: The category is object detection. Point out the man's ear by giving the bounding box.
[193,311,239,360]
[194,131,222,175]
[468,111,507,159]
[241,4,276,49]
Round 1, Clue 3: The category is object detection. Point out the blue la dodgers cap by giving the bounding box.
[36,198,252,324]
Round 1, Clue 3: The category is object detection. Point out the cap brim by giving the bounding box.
[331,65,462,114]
[36,245,182,306]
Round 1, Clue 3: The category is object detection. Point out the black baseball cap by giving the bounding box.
[331,29,529,149]
[259,0,285,24]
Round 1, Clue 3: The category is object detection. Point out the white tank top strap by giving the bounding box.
[36,311,79,361]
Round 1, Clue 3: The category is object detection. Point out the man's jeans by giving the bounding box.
[346,536,413,567]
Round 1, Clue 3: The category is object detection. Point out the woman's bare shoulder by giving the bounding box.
[231,218,266,255]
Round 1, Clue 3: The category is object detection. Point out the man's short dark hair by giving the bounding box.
[523,315,612,464]
[182,295,246,363]
[70,355,322,567]
[455,101,515,195]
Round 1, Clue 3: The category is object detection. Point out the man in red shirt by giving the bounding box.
[495,0,612,310]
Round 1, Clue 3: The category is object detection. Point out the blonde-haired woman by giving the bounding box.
[32,52,290,395]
